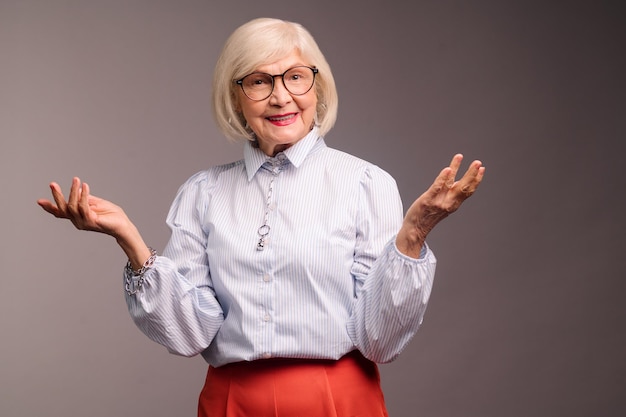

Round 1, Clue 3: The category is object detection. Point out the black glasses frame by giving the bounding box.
[235,66,318,101]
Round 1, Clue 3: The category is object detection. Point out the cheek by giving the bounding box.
[298,94,318,116]
[235,91,259,117]
[239,101,263,121]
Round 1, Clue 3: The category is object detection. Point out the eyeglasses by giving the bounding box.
[235,66,318,101]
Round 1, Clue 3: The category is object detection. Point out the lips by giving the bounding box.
[266,113,298,125]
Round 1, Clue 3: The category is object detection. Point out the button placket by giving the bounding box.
[254,153,288,359]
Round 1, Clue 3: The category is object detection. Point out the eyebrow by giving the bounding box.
[251,62,309,74]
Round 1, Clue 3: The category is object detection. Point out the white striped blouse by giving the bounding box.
[124,128,437,367]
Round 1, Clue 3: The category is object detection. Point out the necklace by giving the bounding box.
[256,154,286,251]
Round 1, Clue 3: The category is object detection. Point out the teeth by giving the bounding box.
[268,114,294,121]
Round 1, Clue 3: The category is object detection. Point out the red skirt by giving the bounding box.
[198,350,389,417]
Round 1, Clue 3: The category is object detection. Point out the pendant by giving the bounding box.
[257,224,270,251]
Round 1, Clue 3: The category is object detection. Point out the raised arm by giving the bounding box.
[348,154,485,362]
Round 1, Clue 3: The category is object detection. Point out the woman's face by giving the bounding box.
[236,50,318,156]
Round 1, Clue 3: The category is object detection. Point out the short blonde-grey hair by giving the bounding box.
[212,18,338,142]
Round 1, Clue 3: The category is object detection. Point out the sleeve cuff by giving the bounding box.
[391,237,430,261]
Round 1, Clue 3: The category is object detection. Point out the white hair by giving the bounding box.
[212,18,338,141]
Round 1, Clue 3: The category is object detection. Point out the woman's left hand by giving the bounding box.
[396,154,485,258]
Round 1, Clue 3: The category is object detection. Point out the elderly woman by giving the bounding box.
[38,17,484,417]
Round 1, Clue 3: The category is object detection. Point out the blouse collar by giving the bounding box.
[244,127,324,181]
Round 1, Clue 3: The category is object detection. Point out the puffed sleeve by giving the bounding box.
[124,171,224,356]
[346,165,437,363]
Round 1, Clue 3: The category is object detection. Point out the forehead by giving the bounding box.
[252,50,309,74]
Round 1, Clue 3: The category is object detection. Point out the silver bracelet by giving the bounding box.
[124,247,157,296]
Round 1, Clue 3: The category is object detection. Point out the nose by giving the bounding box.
[269,76,292,105]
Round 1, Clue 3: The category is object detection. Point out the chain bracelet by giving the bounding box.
[124,247,157,296]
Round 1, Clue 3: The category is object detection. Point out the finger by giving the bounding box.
[458,161,485,195]
[66,177,82,214]
[459,160,482,181]
[48,182,70,215]
[78,182,91,217]
[426,166,453,199]
[476,164,485,181]
[37,198,62,217]
[446,154,463,188]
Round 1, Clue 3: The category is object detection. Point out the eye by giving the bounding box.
[244,73,272,88]
[286,69,307,82]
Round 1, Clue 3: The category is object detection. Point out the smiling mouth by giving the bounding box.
[267,113,297,122]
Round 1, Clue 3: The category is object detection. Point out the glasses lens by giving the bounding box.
[239,67,317,100]
[283,67,315,95]
[241,73,273,100]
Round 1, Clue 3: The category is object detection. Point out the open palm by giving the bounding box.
[37,177,130,238]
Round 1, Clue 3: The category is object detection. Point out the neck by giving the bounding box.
[262,143,293,156]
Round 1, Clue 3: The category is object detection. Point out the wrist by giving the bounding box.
[114,223,152,270]
[396,224,426,258]
[125,247,157,296]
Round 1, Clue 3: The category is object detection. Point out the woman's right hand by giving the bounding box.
[37,177,131,239]
[38,177,153,269]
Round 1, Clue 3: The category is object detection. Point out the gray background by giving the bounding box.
[1,0,624,416]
